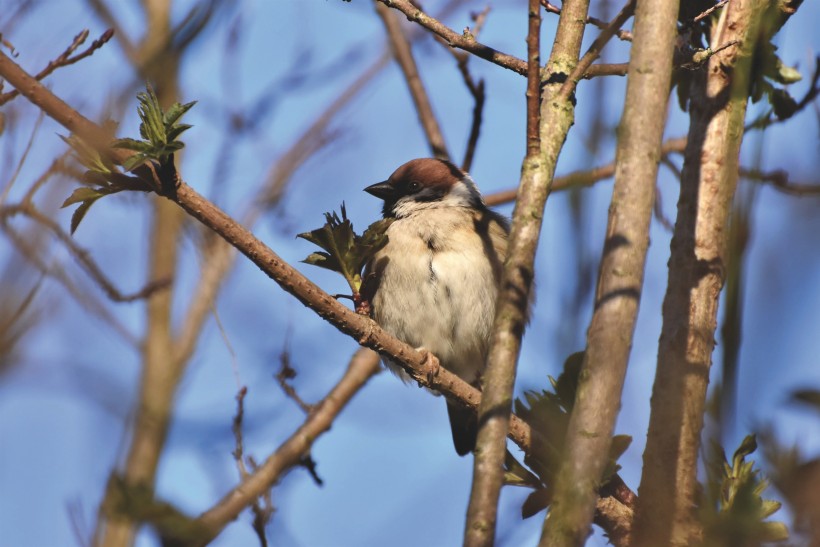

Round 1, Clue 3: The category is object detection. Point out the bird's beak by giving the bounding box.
[364,180,395,200]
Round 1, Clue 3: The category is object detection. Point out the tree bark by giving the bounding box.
[633,2,769,544]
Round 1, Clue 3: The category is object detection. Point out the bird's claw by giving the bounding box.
[417,348,441,385]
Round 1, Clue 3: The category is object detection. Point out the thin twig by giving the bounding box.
[430,7,491,171]
[196,349,382,543]
[741,167,820,196]
[0,203,170,302]
[559,0,636,100]
[0,111,44,204]
[540,0,633,41]
[0,221,138,346]
[0,29,114,106]
[692,0,730,24]
[231,387,272,547]
[375,1,450,159]
[378,0,528,76]
[484,137,689,205]
[276,349,314,414]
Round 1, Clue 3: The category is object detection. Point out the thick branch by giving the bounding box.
[540,0,680,542]
[463,1,543,544]
[633,2,772,545]
[465,0,596,542]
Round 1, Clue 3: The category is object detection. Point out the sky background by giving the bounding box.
[1,1,819,546]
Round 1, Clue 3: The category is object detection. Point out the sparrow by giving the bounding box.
[363,158,509,455]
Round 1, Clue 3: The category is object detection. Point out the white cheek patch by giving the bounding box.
[442,177,483,208]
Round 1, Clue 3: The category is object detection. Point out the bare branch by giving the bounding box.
[633,2,774,543]
[542,0,680,539]
[377,0,528,76]
[375,1,450,159]
[276,349,314,414]
[558,0,636,100]
[196,349,382,542]
[1,203,170,302]
[484,137,688,205]
[540,0,634,41]
[0,29,114,106]
[0,48,635,539]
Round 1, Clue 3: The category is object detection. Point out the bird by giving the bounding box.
[363,158,509,455]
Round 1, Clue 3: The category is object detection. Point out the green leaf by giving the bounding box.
[112,138,155,153]
[504,451,541,488]
[553,351,584,412]
[163,100,196,126]
[301,251,339,272]
[59,134,115,175]
[771,58,802,84]
[61,187,108,208]
[700,434,788,544]
[122,154,149,172]
[298,204,393,295]
[165,124,193,143]
[120,84,196,166]
[70,198,98,234]
[759,521,790,542]
[734,435,758,463]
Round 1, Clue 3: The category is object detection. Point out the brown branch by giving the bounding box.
[558,0,636,100]
[0,203,170,302]
[741,168,820,196]
[484,136,688,206]
[195,349,381,543]
[541,0,681,540]
[376,1,450,159]
[540,0,634,41]
[463,0,563,541]
[276,349,314,414]
[85,0,137,62]
[378,0,528,76]
[0,220,138,346]
[429,7,489,171]
[461,77,485,172]
[174,52,388,372]
[230,386,272,545]
[0,29,114,106]
[692,0,730,24]
[633,2,774,544]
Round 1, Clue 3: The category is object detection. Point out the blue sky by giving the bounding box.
[1,1,819,546]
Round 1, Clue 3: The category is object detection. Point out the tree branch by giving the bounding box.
[541,0,680,541]
[375,1,450,159]
[465,0,598,540]
[377,0,528,75]
[0,28,114,107]
[195,348,380,543]
[633,2,778,544]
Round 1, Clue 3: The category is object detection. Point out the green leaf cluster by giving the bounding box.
[60,85,196,233]
[112,85,196,172]
[505,352,632,519]
[701,435,789,545]
[297,203,392,296]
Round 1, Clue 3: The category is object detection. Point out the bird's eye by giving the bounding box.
[407,181,420,192]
